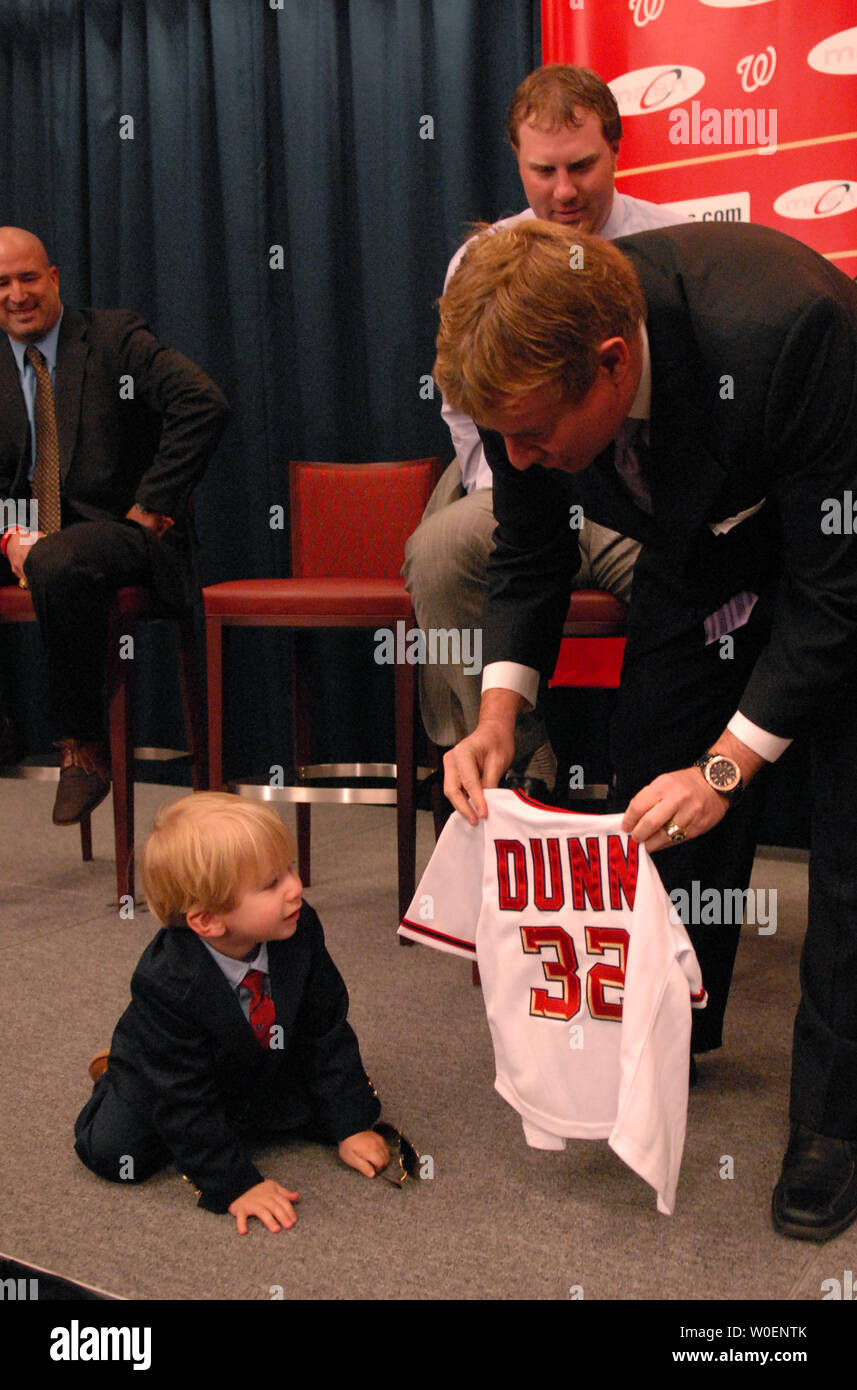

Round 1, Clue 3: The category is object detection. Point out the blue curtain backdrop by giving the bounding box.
[0,0,540,775]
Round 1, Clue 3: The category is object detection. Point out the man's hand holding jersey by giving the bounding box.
[443,690,764,851]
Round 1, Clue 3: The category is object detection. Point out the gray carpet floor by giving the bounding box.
[1,776,855,1302]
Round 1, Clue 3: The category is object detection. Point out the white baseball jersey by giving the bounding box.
[399,790,706,1214]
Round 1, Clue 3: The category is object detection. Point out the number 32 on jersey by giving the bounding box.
[520,924,629,1023]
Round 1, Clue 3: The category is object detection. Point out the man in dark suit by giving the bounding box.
[434,219,857,1240]
[0,225,230,823]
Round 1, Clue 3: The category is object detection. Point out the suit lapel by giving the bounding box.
[0,335,31,484]
[580,444,659,547]
[53,309,88,482]
[268,930,311,1037]
[617,241,730,574]
[168,929,266,1071]
[645,320,727,576]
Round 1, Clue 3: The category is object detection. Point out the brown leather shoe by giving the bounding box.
[53,739,111,825]
[88,1049,110,1082]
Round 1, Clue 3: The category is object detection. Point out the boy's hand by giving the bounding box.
[338,1129,391,1177]
[228,1179,300,1234]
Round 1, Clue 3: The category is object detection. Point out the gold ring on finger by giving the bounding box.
[665,820,687,844]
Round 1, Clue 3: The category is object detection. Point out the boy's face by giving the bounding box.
[205,862,303,959]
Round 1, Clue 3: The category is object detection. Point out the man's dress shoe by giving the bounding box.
[772,1122,857,1241]
[53,739,111,825]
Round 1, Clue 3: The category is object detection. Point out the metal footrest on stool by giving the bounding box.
[232,763,434,805]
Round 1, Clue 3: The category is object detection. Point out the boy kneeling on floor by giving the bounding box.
[74,792,389,1232]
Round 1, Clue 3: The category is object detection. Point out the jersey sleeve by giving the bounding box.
[608,847,701,1216]
[398,812,484,958]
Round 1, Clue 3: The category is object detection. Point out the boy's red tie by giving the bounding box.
[241,969,276,1048]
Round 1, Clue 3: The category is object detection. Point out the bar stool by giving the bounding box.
[202,457,443,921]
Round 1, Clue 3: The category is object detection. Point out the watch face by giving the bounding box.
[706,757,740,792]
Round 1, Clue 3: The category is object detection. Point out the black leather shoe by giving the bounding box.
[772,1122,857,1241]
[52,739,111,825]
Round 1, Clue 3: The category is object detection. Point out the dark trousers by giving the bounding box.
[74,1074,172,1185]
[612,560,857,1134]
[21,519,154,741]
[73,1073,336,1188]
[792,687,857,1134]
[612,574,768,1053]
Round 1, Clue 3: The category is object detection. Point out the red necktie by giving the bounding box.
[241,969,276,1048]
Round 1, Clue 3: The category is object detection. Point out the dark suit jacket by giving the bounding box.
[482,222,857,741]
[0,308,230,607]
[102,904,381,1213]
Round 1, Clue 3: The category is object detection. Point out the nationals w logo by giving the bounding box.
[737,47,777,91]
[629,0,665,25]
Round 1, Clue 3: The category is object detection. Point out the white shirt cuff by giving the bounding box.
[727,712,792,762]
[482,662,539,710]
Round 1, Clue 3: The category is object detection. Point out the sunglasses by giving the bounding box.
[373,1122,420,1187]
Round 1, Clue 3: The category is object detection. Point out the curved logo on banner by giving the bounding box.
[736,47,777,92]
[628,0,665,26]
[808,26,857,76]
[697,0,773,8]
[773,180,857,220]
[611,66,706,116]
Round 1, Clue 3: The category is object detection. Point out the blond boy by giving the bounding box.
[74,793,388,1231]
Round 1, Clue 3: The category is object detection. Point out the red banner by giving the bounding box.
[541,0,857,272]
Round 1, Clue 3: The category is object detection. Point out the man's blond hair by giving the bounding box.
[140,792,296,926]
[433,221,645,421]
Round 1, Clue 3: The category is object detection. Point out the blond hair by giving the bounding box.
[140,792,296,926]
[434,221,645,420]
[507,65,622,148]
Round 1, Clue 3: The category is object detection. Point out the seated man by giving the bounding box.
[403,65,686,789]
[0,225,230,824]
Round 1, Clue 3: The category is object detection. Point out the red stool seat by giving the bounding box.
[203,577,415,620]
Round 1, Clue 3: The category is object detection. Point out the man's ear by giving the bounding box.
[597,336,633,380]
[185,907,226,940]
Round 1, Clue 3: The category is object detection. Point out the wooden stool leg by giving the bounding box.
[430,741,451,842]
[107,615,135,905]
[296,807,311,887]
[395,657,416,929]
[177,611,207,790]
[205,617,224,790]
[294,632,312,888]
